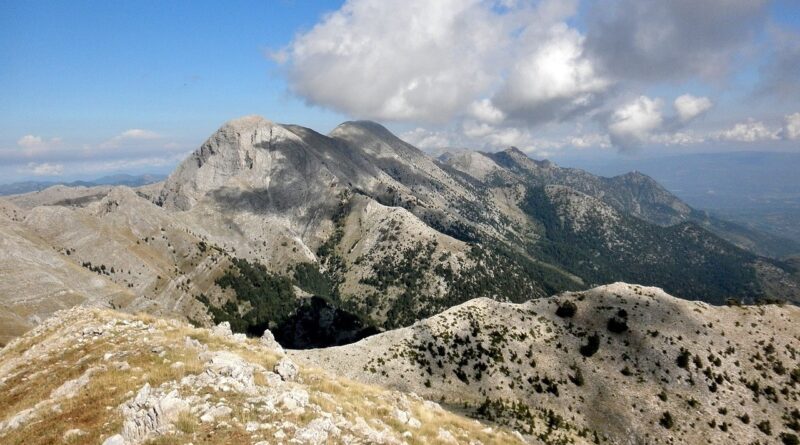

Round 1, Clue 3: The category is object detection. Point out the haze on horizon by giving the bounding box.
[2,0,799,184]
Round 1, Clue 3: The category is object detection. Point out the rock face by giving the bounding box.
[0,307,525,445]
[294,283,800,445]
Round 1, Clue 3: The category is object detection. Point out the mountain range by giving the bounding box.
[1,115,798,345]
[1,115,799,443]
[0,174,166,196]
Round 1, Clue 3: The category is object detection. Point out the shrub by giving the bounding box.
[579,334,600,357]
[677,349,691,369]
[607,316,628,334]
[781,433,799,445]
[659,412,674,429]
[556,300,577,318]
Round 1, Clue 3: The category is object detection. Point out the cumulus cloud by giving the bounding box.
[468,99,506,125]
[649,131,706,146]
[400,128,455,150]
[16,135,63,156]
[494,23,609,124]
[279,0,608,127]
[17,135,44,148]
[781,112,800,140]
[24,162,64,176]
[607,96,664,150]
[674,95,713,122]
[279,0,508,123]
[100,129,161,149]
[586,0,770,81]
[716,119,779,142]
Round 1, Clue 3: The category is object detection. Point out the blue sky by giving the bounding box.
[1,0,799,182]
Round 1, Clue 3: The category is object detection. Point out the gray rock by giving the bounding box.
[273,357,298,382]
[62,428,85,441]
[260,329,284,354]
[50,365,105,399]
[119,383,189,444]
[101,434,125,445]
[295,417,341,443]
[210,321,232,338]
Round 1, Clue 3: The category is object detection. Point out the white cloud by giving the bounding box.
[400,128,454,150]
[100,129,161,149]
[119,129,160,140]
[649,131,706,146]
[782,112,800,140]
[608,96,664,150]
[674,94,713,122]
[468,99,506,124]
[279,0,605,127]
[24,162,64,176]
[280,0,507,123]
[17,135,44,148]
[568,133,611,149]
[494,23,609,123]
[716,119,779,142]
[16,135,63,156]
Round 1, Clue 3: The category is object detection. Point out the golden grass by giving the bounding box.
[0,308,526,445]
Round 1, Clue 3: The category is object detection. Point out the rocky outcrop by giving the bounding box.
[118,384,189,444]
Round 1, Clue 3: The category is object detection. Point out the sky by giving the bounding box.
[1,0,799,183]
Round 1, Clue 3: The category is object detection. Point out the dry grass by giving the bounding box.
[0,308,526,445]
[303,367,526,445]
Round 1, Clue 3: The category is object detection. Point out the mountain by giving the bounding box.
[3,283,795,444]
[295,282,800,445]
[2,116,800,444]
[0,174,166,196]
[562,151,800,253]
[1,115,798,348]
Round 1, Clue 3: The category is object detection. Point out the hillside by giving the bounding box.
[0,307,526,445]
[295,283,800,445]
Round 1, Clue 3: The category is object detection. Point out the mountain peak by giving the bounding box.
[329,120,398,142]
[221,115,274,131]
[505,146,527,156]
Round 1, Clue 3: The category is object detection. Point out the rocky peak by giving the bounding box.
[436,150,501,180]
[330,120,427,162]
[157,115,310,210]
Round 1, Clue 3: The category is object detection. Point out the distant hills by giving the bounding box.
[566,151,800,246]
[0,173,166,196]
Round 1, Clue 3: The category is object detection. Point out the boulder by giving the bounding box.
[210,321,232,338]
[273,357,298,382]
[260,329,284,354]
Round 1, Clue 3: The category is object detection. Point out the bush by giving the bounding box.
[579,334,600,357]
[607,316,628,334]
[659,412,674,429]
[555,300,577,318]
[781,433,799,445]
[677,349,691,369]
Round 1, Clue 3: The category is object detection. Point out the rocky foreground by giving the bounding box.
[0,307,525,445]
